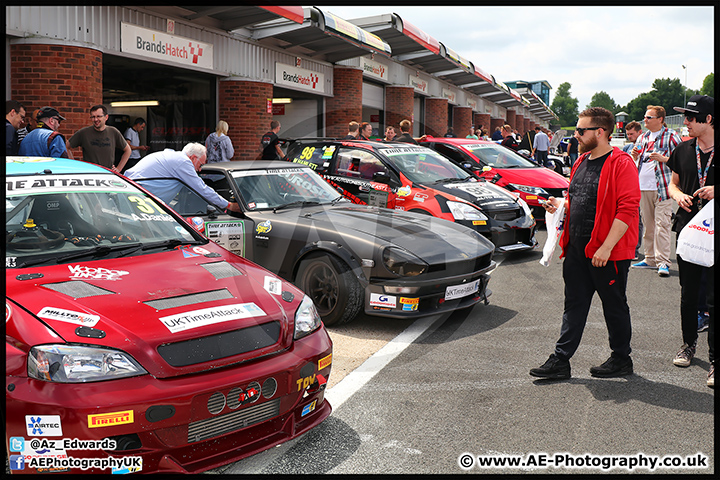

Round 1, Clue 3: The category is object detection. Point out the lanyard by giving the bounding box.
[695,141,714,189]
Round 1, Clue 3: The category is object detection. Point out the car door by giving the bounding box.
[327,147,398,208]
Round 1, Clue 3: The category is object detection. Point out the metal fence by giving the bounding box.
[640,113,687,136]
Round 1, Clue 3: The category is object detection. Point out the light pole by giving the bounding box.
[682,65,687,106]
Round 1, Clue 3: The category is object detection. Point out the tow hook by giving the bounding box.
[305,374,327,397]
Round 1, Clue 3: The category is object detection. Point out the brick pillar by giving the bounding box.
[490,117,505,133]
[452,106,473,138]
[326,66,363,139]
[385,86,415,130]
[10,43,103,161]
[506,109,516,131]
[424,97,448,137]
[475,113,491,133]
[219,79,273,161]
[515,114,525,133]
[524,118,531,133]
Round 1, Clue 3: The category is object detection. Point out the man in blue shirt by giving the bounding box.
[532,126,550,167]
[17,106,72,158]
[125,143,241,213]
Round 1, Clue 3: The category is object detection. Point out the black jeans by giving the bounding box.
[554,241,632,361]
[677,251,714,363]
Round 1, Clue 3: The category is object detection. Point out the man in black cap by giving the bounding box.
[17,106,72,158]
[666,95,715,387]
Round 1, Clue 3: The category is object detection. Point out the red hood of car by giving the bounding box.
[6,245,297,378]
[485,166,569,189]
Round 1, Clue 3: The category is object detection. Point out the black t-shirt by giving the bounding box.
[261,131,280,160]
[568,137,579,155]
[568,151,610,246]
[666,138,715,232]
[501,136,519,151]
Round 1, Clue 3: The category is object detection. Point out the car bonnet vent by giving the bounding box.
[201,261,244,280]
[43,281,115,298]
[144,289,233,311]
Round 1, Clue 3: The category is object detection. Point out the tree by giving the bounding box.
[551,82,579,127]
[587,91,619,113]
[700,73,714,97]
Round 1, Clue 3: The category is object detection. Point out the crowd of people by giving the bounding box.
[6,98,714,388]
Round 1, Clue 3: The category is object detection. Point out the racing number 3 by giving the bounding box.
[128,195,160,214]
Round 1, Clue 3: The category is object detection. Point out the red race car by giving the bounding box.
[6,157,332,474]
[421,137,569,220]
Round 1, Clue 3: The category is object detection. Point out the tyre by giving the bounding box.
[295,254,363,326]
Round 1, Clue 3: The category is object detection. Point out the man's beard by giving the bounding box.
[578,136,598,154]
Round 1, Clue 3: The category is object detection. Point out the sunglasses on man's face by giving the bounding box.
[575,126,602,136]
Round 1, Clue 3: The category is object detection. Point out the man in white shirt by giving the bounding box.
[532,126,550,167]
[123,117,148,173]
[630,105,682,277]
[125,142,241,213]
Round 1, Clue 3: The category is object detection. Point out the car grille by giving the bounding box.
[485,208,522,221]
[157,321,281,367]
[188,398,281,443]
[144,289,233,310]
[42,281,115,298]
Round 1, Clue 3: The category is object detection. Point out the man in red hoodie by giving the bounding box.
[530,107,640,380]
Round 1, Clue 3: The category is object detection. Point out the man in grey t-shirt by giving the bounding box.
[69,104,131,171]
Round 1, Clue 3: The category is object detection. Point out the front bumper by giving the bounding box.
[363,261,496,318]
[5,330,332,474]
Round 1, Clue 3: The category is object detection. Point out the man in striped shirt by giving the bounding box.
[629,105,682,277]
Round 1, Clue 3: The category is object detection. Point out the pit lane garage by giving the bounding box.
[133,160,497,326]
[5,157,332,474]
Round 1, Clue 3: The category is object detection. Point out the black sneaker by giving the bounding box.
[590,356,633,378]
[530,354,571,379]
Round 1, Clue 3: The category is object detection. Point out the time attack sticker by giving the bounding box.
[159,303,267,333]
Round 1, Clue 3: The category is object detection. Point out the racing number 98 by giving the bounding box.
[299,147,315,160]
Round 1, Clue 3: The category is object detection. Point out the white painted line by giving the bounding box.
[324,314,440,409]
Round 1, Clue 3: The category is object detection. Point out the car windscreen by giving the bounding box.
[6,173,200,267]
[378,146,473,183]
[230,167,342,210]
[462,143,539,168]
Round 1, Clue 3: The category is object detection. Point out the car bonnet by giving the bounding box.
[6,246,297,378]
[305,204,495,263]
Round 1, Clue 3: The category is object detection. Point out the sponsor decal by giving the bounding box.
[159,303,267,333]
[87,410,134,429]
[526,195,538,200]
[37,307,100,328]
[397,185,412,197]
[472,220,487,225]
[26,416,63,437]
[264,276,282,295]
[400,297,419,311]
[318,353,332,370]
[297,374,316,392]
[7,256,17,268]
[255,220,272,234]
[301,400,317,417]
[445,279,480,301]
[6,175,130,194]
[413,193,429,202]
[68,264,129,281]
[206,221,245,255]
[370,293,396,308]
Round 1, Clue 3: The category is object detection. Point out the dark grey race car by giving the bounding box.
[131,161,496,326]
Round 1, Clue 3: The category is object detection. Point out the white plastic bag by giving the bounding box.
[676,198,714,267]
[539,201,566,267]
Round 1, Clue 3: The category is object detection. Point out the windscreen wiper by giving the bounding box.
[273,200,320,213]
[54,243,143,263]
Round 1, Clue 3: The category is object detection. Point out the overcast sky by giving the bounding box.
[317,5,714,113]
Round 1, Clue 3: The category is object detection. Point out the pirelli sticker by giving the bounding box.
[88,410,134,428]
[318,353,332,370]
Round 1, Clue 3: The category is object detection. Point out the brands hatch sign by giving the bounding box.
[276,63,325,94]
[121,23,213,70]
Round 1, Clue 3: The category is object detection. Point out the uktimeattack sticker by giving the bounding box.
[159,303,267,333]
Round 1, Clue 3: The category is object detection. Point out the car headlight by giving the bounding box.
[294,295,322,339]
[28,345,147,383]
[508,183,548,196]
[447,201,488,221]
[382,246,428,276]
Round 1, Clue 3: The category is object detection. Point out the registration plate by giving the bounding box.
[445,279,480,301]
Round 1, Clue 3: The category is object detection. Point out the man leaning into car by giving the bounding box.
[530,107,640,380]
[125,142,242,213]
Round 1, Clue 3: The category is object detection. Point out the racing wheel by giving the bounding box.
[6,218,65,251]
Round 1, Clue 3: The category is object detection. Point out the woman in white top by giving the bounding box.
[205,120,235,163]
